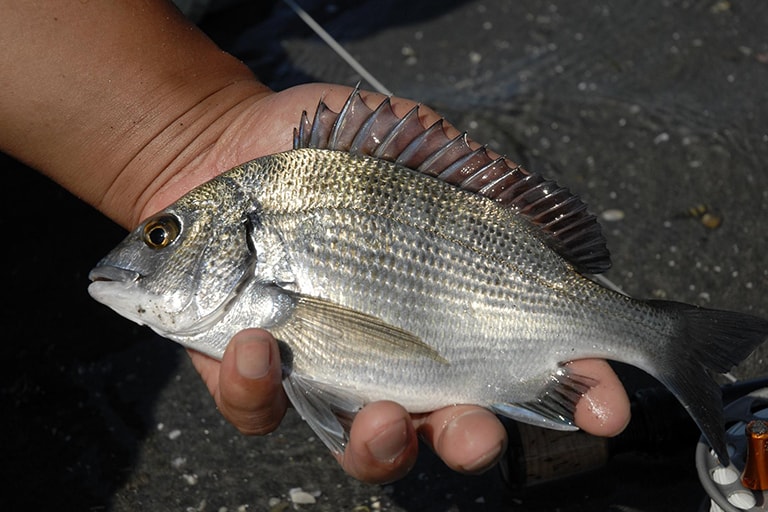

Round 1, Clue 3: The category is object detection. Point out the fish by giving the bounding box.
[88,88,768,465]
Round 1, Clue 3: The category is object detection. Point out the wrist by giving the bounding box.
[100,74,271,228]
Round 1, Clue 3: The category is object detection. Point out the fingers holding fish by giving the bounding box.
[567,359,631,437]
[415,405,508,475]
[188,329,288,436]
[336,401,419,484]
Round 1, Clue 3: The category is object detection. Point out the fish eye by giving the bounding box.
[142,214,181,249]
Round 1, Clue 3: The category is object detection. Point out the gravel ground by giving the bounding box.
[2,1,767,510]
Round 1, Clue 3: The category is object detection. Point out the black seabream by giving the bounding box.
[89,89,768,464]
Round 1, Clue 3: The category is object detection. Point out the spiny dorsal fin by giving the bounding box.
[293,88,611,274]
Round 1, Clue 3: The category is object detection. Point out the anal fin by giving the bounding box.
[491,367,597,430]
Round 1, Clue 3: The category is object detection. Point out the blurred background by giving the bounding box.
[2,1,766,510]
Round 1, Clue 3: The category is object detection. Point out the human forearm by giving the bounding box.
[0,0,268,228]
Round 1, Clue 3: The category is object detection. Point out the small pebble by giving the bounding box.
[289,488,317,505]
[600,209,625,222]
[268,501,289,512]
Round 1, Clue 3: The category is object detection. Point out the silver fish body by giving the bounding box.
[222,150,658,403]
[89,92,768,463]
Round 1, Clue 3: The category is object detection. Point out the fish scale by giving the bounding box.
[89,90,768,463]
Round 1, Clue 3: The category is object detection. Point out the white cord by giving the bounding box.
[282,0,393,96]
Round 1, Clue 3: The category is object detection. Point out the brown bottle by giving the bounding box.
[741,419,768,491]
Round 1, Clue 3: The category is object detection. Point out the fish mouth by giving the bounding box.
[88,266,141,284]
[87,265,148,327]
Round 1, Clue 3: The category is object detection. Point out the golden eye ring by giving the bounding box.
[142,214,181,249]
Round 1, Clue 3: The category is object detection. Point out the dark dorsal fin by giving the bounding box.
[293,88,611,274]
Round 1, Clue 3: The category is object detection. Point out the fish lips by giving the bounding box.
[88,265,141,284]
[88,266,147,324]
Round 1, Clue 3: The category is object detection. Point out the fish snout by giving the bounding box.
[88,266,141,284]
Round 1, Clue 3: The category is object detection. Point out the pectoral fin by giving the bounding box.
[277,293,447,364]
[491,366,597,430]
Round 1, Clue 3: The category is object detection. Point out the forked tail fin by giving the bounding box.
[649,300,768,465]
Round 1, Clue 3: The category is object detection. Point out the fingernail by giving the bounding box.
[459,440,505,474]
[366,419,408,463]
[442,410,507,474]
[235,335,271,379]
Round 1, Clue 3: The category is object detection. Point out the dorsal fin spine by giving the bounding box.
[375,105,423,162]
[309,101,332,148]
[349,100,381,154]
[353,98,396,156]
[393,119,444,168]
[417,132,468,176]
[476,166,524,197]
[437,146,490,184]
[459,157,509,190]
[328,90,357,150]
[543,199,587,232]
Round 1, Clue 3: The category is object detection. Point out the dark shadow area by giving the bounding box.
[0,152,182,510]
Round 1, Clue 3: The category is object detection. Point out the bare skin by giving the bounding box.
[0,1,630,484]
